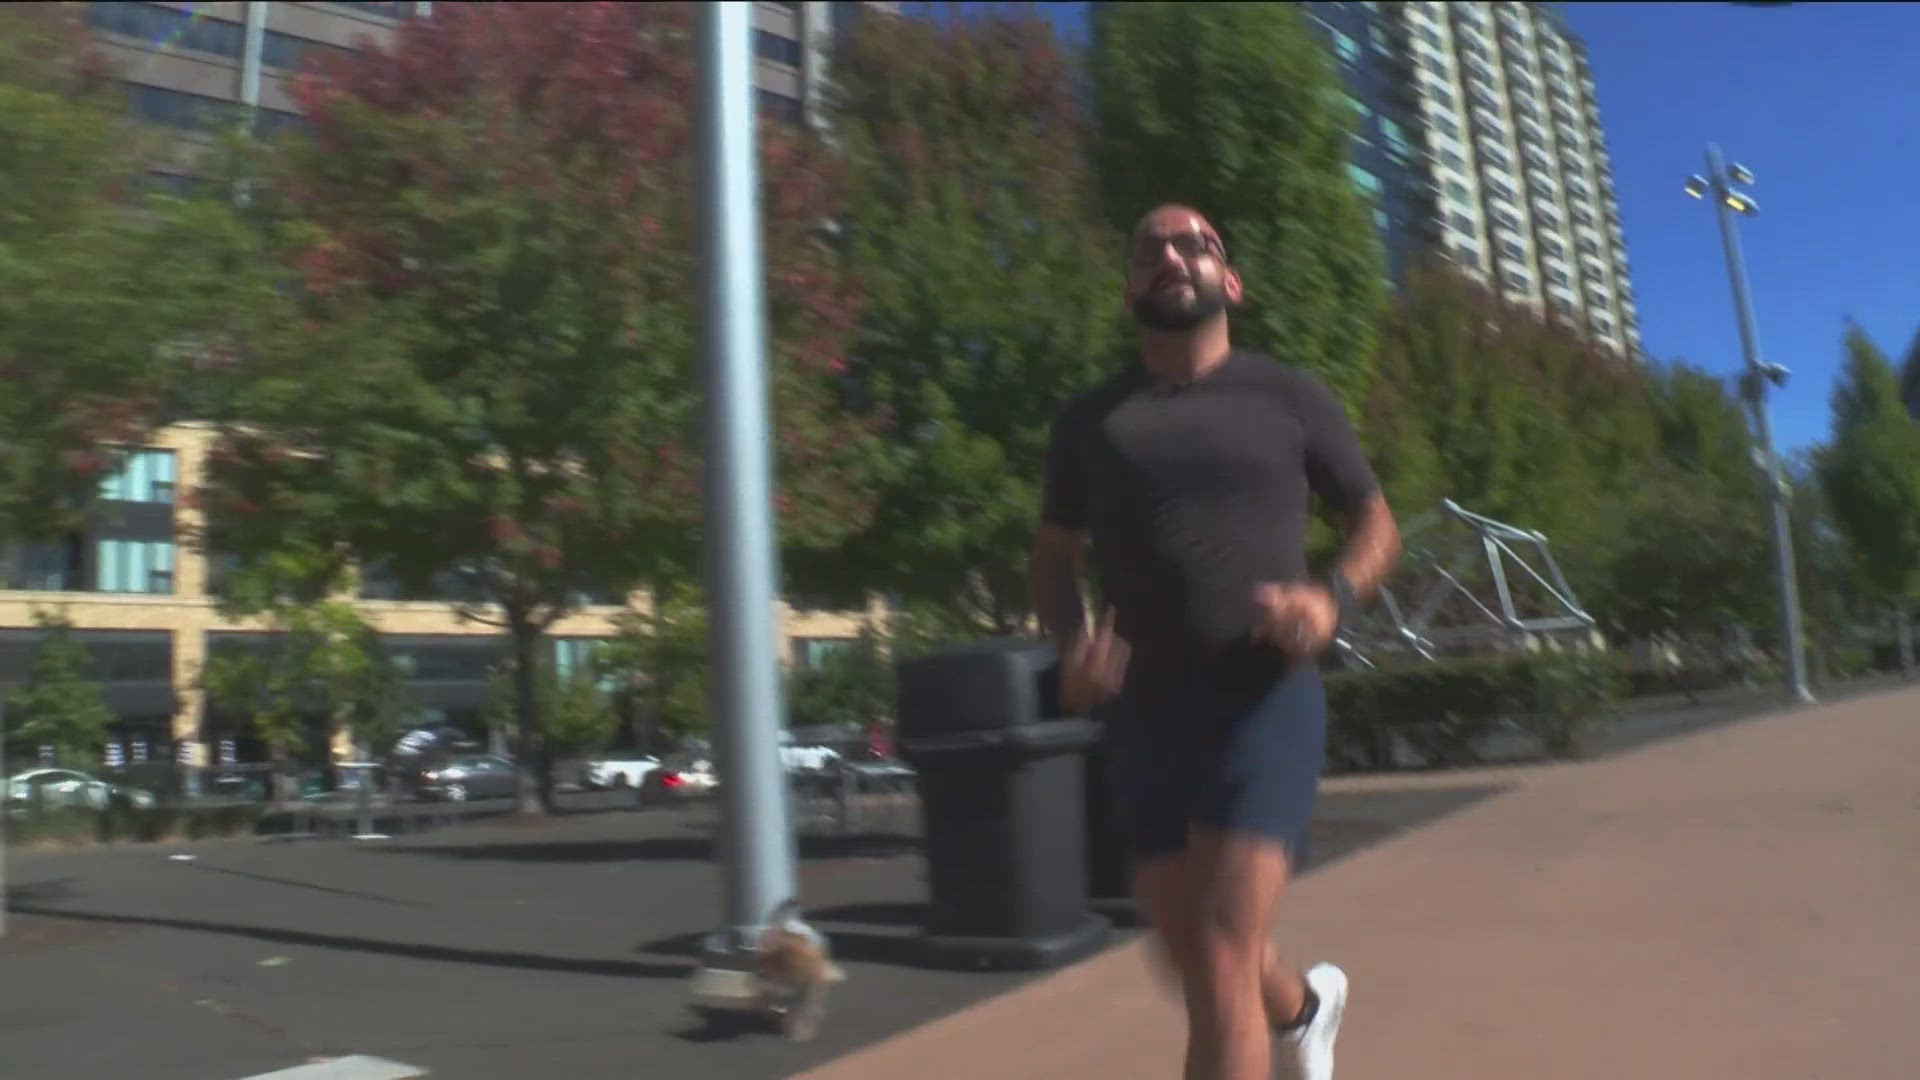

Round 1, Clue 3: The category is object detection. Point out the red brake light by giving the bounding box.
[661,772,683,788]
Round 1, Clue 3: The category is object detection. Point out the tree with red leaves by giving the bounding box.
[196,2,878,811]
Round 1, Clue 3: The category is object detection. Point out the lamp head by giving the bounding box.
[1726,162,1756,186]
[1684,175,1709,199]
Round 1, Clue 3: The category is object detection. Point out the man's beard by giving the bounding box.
[1131,278,1228,332]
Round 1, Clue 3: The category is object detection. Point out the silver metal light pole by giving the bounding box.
[687,1,802,1012]
[1686,144,1815,705]
[1,698,8,938]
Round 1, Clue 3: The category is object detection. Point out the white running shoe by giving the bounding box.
[1277,962,1349,1080]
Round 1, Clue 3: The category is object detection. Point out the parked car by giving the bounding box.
[638,753,718,805]
[411,754,519,802]
[5,768,157,815]
[583,755,662,791]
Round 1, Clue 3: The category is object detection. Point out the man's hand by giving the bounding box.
[1252,583,1340,657]
[1059,607,1129,715]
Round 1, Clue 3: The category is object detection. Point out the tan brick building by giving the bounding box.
[0,422,882,767]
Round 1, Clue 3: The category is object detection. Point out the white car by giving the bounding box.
[585,756,662,790]
[5,768,157,814]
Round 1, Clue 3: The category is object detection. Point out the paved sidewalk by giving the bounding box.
[801,683,1920,1080]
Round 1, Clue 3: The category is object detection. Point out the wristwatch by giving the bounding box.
[1327,569,1359,628]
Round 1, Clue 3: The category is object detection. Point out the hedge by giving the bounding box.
[1325,651,1630,772]
[10,803,267,847]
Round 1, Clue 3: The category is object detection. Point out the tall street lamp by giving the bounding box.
[1685,144,1815,704]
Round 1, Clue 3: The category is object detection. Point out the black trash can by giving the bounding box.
[898,639,1112,971]
[1082,731,1140,927]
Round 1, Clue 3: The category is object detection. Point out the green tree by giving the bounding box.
[1817,324,1920,672]
[200,548,409,800]
[484,653,618,760]
[1581,362,1771,654]
[1088,1,1384,404]
[6,609,114,769]
[193,4,877,812]
[786,627,893,731]
[1898,326,1920,421]
[598,584,712,755]
[1364,266,1659,555]
[811,9,1125,632]
[1786,449,1874,678]
[0,5,230,544]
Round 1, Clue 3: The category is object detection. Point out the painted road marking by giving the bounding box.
[237,1055,429,1079]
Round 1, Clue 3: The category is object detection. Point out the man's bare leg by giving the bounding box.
[1191,828,1292,1080]
[1140,852,1310,1033]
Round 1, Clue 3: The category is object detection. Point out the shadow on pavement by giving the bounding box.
[4,904,695,980]
[375,833,919,865]
[4,877,80,906]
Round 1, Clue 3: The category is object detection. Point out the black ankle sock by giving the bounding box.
[1277,986,1319,1033]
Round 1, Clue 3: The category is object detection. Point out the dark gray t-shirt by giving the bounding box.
[1041,350,1379,671]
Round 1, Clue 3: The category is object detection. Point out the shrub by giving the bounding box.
[1325,651,1628,771]
[11,803,266,847]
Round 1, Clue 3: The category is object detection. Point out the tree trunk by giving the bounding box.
[1896,601,1915,677]
[270,746,296,806]
[507,610,550,815]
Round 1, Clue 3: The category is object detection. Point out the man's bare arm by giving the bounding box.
[1334,490,1401,600]
[1029,524,1089,646]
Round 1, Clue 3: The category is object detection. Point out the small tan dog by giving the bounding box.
[756,898,845,1042]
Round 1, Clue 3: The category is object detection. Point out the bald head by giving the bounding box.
[1130,204,1225,257]
[1124,204,1240,333]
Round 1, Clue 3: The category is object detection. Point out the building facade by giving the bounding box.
[0,424,881,768]
[0,3,894,769]
[1310,1,1642,358]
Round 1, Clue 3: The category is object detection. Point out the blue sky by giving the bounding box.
[917,2,1919,454]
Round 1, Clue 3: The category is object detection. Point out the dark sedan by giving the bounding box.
[412,754,519,802]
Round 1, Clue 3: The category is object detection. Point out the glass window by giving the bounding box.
[1347,163,1383,199]
[151,544,174,594]
[126,84,244,133]
[757,89,803,125]
[263,30,356,71]
[1369,24,1391,53]
[93,540,174,594]
[1373,207,1390,232]
[1446,179,1469,203]
[1380,117,1411,159]
[89,2,244,59]
[754,28,804,67]
[99,449,177,504]
[1332,29,1362,65]
[327,1,410,17]
[1450,210,1476,234]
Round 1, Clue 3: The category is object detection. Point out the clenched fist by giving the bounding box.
[1252,582,1339,657]
[1059,607,1129,715]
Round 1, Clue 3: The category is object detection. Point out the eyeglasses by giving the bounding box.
[1129,230,1226,267]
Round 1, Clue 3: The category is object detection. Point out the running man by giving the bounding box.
[1029,204,1401,1080]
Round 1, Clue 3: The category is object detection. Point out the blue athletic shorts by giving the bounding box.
[1100,657,1328,867]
